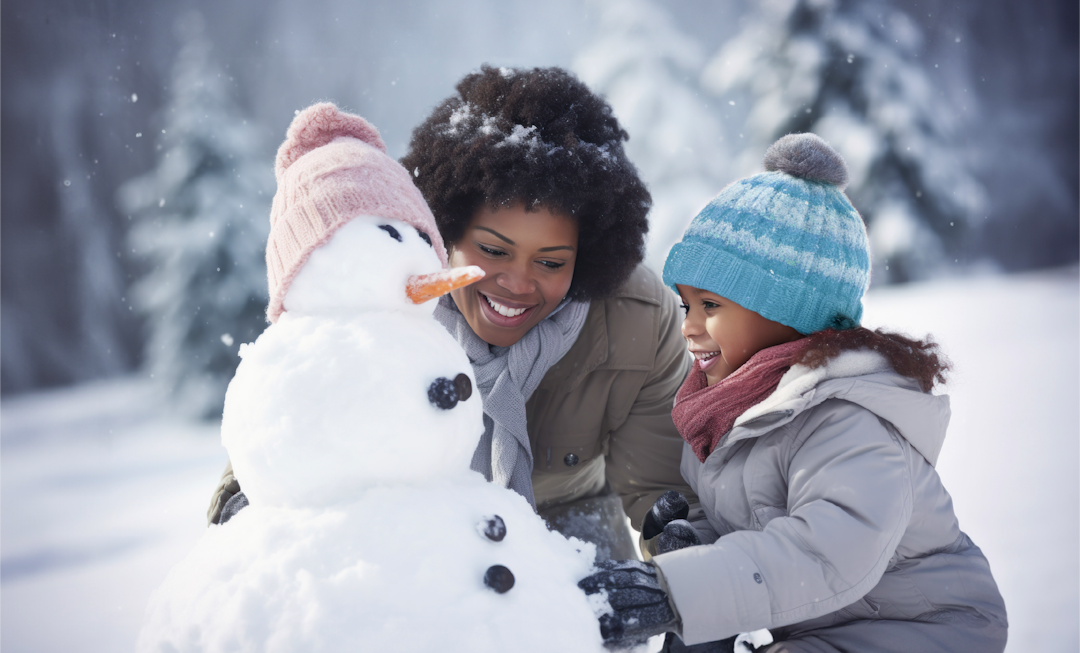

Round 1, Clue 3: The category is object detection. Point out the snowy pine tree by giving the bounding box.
[702,0,985,282]
[573,0,730,273]
[118,15,272,420]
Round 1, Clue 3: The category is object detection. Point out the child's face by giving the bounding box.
[677,285,802,386]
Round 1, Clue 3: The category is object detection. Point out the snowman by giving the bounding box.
[135,103,608,653]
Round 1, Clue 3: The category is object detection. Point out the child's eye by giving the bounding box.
[702,301,720,310]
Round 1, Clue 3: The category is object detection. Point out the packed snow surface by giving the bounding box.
[138,481,601,652]
[222,311,483,506]
[2,268,1077,652]
[283,215,443,319]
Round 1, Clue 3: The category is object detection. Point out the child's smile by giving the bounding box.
[692,350,722,374]
[676,284,802,386]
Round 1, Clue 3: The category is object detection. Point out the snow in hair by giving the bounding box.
[764,133,850,191]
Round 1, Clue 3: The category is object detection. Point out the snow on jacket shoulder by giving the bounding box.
[651,349,1008,647]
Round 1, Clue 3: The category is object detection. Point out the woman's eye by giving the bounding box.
[679,303,689,315]
[477,243,506,257]
[538,260,565,270]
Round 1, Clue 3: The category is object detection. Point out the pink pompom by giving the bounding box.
[275,103,386,177]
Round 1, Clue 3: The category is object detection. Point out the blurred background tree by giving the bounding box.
[701,0,986,283]
[2,0,1076,415]
[573,0,730,272]
[116,14,272,419]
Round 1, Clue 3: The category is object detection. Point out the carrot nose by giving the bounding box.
[406,266,485,304]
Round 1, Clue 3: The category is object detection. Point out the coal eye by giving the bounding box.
[415,228,433,247]
[378,224,402,242]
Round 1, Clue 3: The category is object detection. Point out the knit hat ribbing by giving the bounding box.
[266,102,447,323]
[662,133,871,334]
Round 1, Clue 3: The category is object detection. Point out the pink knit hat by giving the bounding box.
[265,102,448,323]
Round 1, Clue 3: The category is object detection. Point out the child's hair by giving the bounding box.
[798,327,951,392]
[401,64,651,301]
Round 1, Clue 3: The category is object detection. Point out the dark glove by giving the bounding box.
[656,519,702,555]
[662,628,774,652]
[661,632,738,652]
[642,490,691,540]
[578,559,678,646]
[218,491,249,525]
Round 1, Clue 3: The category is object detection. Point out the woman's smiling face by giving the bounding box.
[448,203,578,347]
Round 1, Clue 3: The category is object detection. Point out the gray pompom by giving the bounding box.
[763,133,849,190]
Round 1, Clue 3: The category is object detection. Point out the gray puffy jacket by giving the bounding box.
[652,350,1008,651]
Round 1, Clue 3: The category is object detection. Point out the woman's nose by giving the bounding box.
[495,266,534,296]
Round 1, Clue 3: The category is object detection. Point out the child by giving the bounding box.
[578,134,1008,652]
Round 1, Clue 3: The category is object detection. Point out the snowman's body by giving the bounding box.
[137,217,605,652]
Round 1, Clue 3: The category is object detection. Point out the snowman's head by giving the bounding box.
[285,215,475,317]
[266,103,451,323]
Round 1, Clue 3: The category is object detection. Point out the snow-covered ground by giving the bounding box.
[860,267,1080,652]
[3,268,1078,652]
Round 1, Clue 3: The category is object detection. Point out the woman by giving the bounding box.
[210,65,694,559]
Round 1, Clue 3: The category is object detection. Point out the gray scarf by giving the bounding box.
[434,294,590,507]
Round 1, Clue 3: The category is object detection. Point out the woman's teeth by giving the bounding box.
[484,295,527,318]
[694,351,719,361]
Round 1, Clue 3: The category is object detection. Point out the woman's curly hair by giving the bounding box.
[400,65,651,301]
[798,327,951,392]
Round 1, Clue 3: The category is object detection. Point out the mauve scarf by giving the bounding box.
[673,339,806,463]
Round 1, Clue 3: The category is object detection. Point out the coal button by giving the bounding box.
[478,515,506,542]
[454,373,472,402]
[484,565,515,593]
[563,453,579,467]
[427,377,458,410]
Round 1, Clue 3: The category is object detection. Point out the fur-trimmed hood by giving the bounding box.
[725,349,951,467]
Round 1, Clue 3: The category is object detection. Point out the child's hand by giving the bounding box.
[642,490,691,540]
[577,559,678,646]
[656,519,702,554]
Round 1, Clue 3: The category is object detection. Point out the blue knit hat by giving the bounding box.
[663,133,871,335]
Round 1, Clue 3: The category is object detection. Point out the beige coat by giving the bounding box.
[527,265,695,530]
[209,265,696,541]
